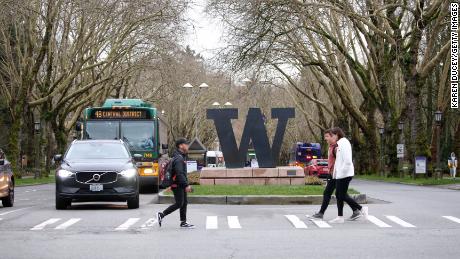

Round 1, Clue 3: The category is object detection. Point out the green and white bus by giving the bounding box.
[77,99,168,193]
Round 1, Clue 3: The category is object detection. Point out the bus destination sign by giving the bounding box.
[90,109,149,120]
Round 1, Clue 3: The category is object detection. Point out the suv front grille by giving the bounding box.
[75,171,118,184]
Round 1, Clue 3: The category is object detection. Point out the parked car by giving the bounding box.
[305,159,329,178]
[54,140,140,210]
[0,149,14,207]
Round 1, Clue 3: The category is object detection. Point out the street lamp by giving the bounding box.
[379,127,385,177]
[212,101,232,107]
[242,78,252,84]
[398,120,405,178]
[34,121,41,179]
[398,121,404,131]
[434,110,442,123]
[182,82,211,138]
[34,121,41,132]
[434,110,443,179]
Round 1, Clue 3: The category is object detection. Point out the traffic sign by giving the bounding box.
[397,144,405,158]
[415,156,427,174]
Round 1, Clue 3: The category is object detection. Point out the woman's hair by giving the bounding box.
[324,127,345,139]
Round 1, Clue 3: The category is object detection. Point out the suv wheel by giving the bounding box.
[1,186,14,207]
[127,194,139,209]
[55,194,70,210]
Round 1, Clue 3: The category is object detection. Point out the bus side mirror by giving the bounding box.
[75,122,82,132]
[133,154,143,161]
[54,154,63,162]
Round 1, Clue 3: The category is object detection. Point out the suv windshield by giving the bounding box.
[66,142,130,160]
[85,121,119,140]
[121,121,155,151]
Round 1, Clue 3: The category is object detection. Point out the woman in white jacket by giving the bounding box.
[328,127,367,224]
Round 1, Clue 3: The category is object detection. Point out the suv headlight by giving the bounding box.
[57,169,74,178]
[119,168,137,178]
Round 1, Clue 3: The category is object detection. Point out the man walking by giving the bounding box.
[157,138,195,229]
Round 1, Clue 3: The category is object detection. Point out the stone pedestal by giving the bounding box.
[199,166,304,185]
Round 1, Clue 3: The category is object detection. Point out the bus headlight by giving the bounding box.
[119,168,137,178]
[143,168,154,174]
[57,169,74,178]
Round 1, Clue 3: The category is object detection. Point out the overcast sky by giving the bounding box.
[184,0,225,59]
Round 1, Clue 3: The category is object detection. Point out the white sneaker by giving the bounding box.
[328,217,344,224]
[361,207,369,219]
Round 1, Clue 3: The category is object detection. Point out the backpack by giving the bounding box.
[160,157,176,188]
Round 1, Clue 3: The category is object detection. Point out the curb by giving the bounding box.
[158,191,367,205]
[16,182,55,187]
[356,178,460,189]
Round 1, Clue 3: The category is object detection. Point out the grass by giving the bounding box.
[15,173,55,187]
[164,184,359,196]
[356,174,460,186]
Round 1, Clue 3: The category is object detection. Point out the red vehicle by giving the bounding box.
[305,159,329,178]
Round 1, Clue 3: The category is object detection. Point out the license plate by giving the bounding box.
[89,184,103,192]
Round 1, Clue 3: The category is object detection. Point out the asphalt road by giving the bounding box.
[0,180,459,259]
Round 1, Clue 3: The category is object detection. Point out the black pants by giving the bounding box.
[336,177,361,216]
[162,187,188,222]
[319,177,336,214]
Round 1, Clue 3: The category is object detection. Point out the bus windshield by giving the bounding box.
[121,121,155,151]
[85,121,119,140]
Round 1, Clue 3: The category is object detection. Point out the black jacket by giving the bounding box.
[172,150,189,188]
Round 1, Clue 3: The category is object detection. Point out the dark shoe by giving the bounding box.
[348,210,363,221]
[309,212,324,220]
[157,212,164,227]
[180,222,195,229]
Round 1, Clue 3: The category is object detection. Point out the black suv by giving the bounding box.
[54,140,140,209]
[0,149,14,207]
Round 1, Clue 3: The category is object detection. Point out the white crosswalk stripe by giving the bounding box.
[55,218,81,230]
[31,218,61,230]
[385,216,416,228]
[115,218,140,231]
[227,216,242,229]
[306,215,332,228]
[9,214,458,231]
[0,207,34,216]
[285,215,308,229]
[206,216,218,229]
[443,216,460,224]
[140,218,158,229]
[367,215,392,228]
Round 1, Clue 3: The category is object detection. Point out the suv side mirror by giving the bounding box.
[133,154,143,161]
[54,154,63,162]
[75,122,82,132]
